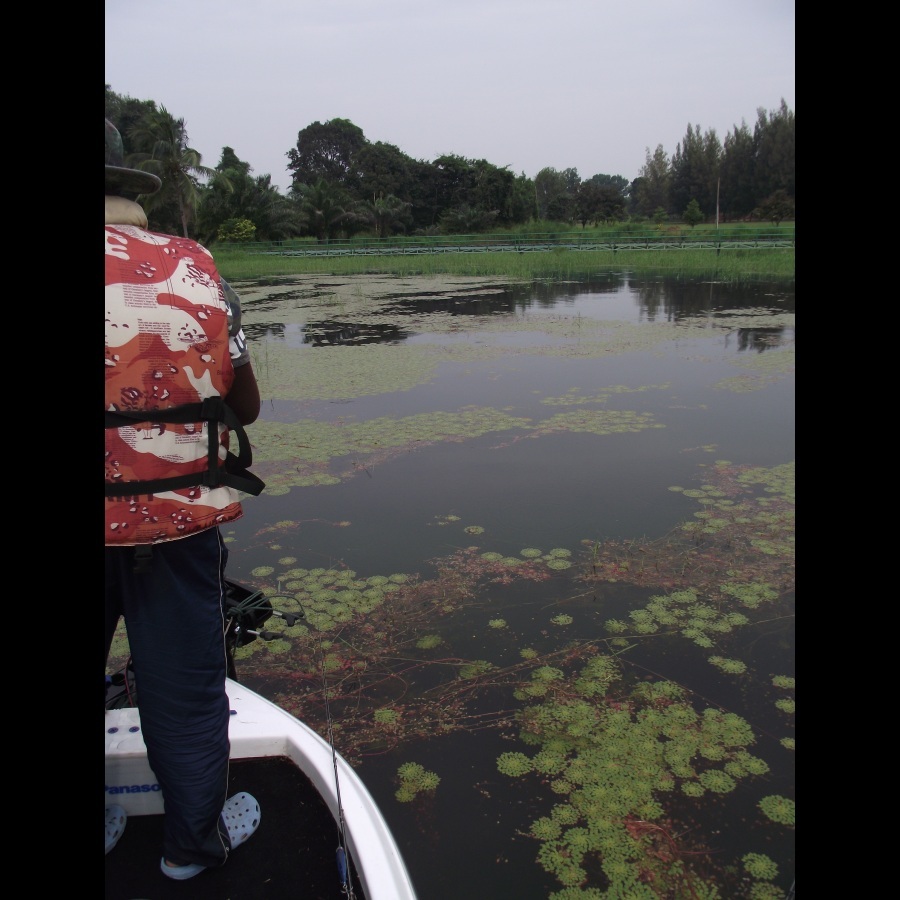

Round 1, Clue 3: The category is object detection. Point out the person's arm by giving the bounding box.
[219,276,262,425]
[229,361,261,425]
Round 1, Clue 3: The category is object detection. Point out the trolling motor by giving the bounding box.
[225,580,277,645]
[105,580,305,707]
[224,580,304,679]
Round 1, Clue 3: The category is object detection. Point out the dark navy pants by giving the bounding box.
[105,527,232,868]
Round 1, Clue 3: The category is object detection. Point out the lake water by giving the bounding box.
[220,272,795,899]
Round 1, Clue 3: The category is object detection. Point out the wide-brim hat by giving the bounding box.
[105,118,161,195]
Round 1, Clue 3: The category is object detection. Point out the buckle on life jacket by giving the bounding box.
[200,396,226,422]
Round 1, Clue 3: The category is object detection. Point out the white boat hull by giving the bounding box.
[105,677,417,900]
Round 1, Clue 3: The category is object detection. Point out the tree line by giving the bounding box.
[105,85,794,244]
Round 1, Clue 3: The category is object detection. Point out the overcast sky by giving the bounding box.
[105,0,794,194]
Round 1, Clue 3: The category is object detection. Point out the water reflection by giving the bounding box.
[242,274,796,345]
[732,326,791,352]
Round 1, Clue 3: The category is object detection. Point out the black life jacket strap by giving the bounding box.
[105,397,265,498]
[133,545,153,574]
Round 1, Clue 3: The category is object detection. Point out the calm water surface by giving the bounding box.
[219,273,794,899]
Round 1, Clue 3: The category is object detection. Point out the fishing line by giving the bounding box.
[225,582,357,896]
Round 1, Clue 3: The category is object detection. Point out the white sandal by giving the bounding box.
[105,805,127,855]
[159,792,261,880]
[222,792,261,848]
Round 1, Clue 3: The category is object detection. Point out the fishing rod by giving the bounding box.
[320,650,357,899]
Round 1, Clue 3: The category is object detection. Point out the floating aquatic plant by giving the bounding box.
[780,737,795,750]
[533,749,569,775]
[550,614,573,625]
[685,631,715,647]
[531,666,564,681]
[394,761,441,802]
[322,652,343,672]
[758,794,795,826]
[517,680,552,699]
[772,675,795,689]
[488,619,507,629]
[726,751,770,777]
[550,803,581,826]
[630,608,657,626]
[531,817,563,841]
[497,752,533,777]
[743,852,779,880]
[709,656,748,675]
[432,514,461,525]
[537,840,586,887]
[374,709,398,725]
[210,453,794,897]
[749,883,785,900]
[573,656,619,696]
[774,698,795,713]
[698,769,737,793]
[464,525,485,534]
[520,548,543,558]
[415,634,442,649]
[546,559,572,570]
[720,581,778,609]
[458,660,494,679]
[493,653,767,895]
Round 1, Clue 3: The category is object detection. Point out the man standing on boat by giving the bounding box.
[104,118,265,880]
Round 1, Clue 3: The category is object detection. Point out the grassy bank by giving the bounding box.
[216,246,795,282]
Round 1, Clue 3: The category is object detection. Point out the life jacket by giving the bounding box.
[105,225,264,546]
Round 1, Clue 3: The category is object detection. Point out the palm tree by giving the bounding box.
[297,179,357,243]
[196,172,300,245]
[127,106,222,238]
[364,194,412,239]
[244,175,301,242]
